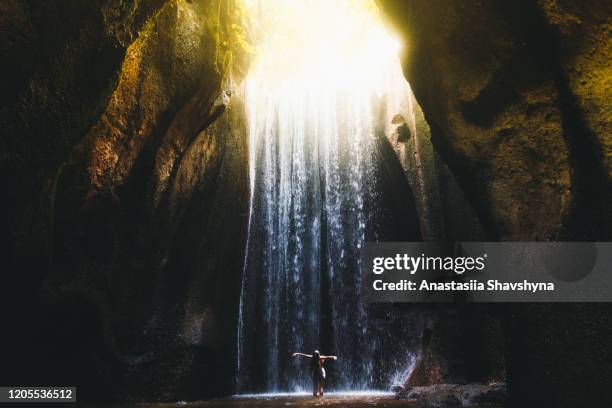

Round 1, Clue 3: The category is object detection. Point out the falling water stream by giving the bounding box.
[236,0,423,393]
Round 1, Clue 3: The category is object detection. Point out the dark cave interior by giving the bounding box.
[1,0,611,406]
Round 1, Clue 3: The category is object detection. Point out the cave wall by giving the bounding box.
[1,0,250,402]
[384,89,485,241]
[380,0,610,241]
[406,305,505,387]
[379,1,612,406]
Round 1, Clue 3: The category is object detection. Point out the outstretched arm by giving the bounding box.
[321,355,338,360]
[292,352,313,358]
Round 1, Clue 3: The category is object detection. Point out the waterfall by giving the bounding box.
[236,0,423,393]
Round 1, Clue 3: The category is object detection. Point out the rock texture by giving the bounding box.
[1,0,250,402]
[379,2,612,407]
[397,383,507,407]
[500,303,612,408]
[385,91,485,241]
[380,0,611,240]
[541,0,612,181]
[403,305,505,387]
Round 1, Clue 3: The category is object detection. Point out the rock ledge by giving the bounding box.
[396,383,506,407]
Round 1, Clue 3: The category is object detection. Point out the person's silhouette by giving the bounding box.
[292,350,338,397]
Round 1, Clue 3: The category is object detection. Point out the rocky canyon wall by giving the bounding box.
[1,0,250,401]
[379,0,611,241]
[379,1,612,406]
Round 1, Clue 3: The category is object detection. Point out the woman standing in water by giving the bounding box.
[292,350,338,397]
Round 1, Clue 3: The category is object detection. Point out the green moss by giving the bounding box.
[204,0,253,84]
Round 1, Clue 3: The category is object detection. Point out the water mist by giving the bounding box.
[236,0,424,392]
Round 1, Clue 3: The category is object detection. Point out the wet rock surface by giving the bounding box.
[397,383,506,407]
[380,0,611,240]
[1,0,250,402]
[379,2,612,407]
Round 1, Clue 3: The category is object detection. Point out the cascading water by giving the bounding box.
[237,0,425,393]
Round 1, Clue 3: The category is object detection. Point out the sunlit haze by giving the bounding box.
[245,0,402,90]
[242,0,413,197]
